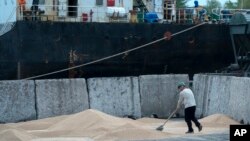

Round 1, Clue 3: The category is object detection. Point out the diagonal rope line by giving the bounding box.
[23,22,207,80]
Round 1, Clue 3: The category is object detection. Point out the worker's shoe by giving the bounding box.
[198,125,202,132]
[185,131,194,134]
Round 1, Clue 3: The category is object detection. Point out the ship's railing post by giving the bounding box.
[15,4,129,23]
[174,8,195,24]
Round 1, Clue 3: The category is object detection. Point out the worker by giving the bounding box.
[176,82,202,134]
[198,8,206,22]
[194,0,199,8]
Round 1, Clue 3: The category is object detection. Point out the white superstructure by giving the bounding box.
[18,0,133,22]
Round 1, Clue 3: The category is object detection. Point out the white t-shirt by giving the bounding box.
[178,88,196,108]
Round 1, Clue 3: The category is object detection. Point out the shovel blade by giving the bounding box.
[156,125,164,131]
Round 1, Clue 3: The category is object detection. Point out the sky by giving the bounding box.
[187,0,237,7]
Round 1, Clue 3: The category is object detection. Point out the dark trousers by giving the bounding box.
[185,106,201,132]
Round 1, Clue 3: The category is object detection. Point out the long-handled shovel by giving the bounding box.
[156,109,177,131]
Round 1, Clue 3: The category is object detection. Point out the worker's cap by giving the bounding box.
[177,82,186,89]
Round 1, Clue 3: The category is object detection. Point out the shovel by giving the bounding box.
[156,109,177,131]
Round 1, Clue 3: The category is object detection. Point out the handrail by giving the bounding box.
[211,8,250,22]
[16,4,210,24]
[17,4,250,24]
[17,4,129,23]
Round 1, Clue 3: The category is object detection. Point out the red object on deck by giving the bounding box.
[164,31,172,41]
[107,0,115,6]
[82,13,88,22]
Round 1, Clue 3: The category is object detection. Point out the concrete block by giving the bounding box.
[229,77,250,124]
[205,75,232,116]
[0,80,36,123]
[193,74,211,118]
[193,74,232,117]
[36,79,89,119]
[139,74,189,118]
[194,74,250,123]
[88,77,141,118]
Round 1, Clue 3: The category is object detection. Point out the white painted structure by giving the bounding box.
[77,0,132,22]
[154,0,163,19]
[0,0,16,23]
[21,0,133,22]
[106,7,126,17]
[0,0,176,24]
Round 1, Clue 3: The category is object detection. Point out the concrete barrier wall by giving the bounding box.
[87,77,141,118]
[205,76,232,116]
[193,74,250,124]
[193,75,232,118]
[192,75,210,118]
[0,80,36,123]
[35,79,89,119]
[1,74,249,123]
[229,77,250,124]
[139,74,189,118]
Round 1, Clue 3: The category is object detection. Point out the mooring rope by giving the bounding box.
[23,22,207,80]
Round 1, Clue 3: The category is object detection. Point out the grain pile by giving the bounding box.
[200,114,239,124]
[0,109,239,141]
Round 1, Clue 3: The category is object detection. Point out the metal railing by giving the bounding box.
[17,4,129,23]
[12,5,250,25]
[175,8,201,24]
[17,4,209,24]
[211,8,250,23]
[18,5,248,25]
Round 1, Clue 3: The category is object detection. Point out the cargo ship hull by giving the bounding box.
[0,21,234,80]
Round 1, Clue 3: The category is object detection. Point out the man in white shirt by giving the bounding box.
[176,82,202,134]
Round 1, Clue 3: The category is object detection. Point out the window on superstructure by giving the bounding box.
[68,0,78,17]
[96,0,103,6]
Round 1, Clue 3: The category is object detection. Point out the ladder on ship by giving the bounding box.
[136,0,148,13]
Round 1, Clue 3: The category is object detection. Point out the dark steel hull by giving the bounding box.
[0,21,234,80]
